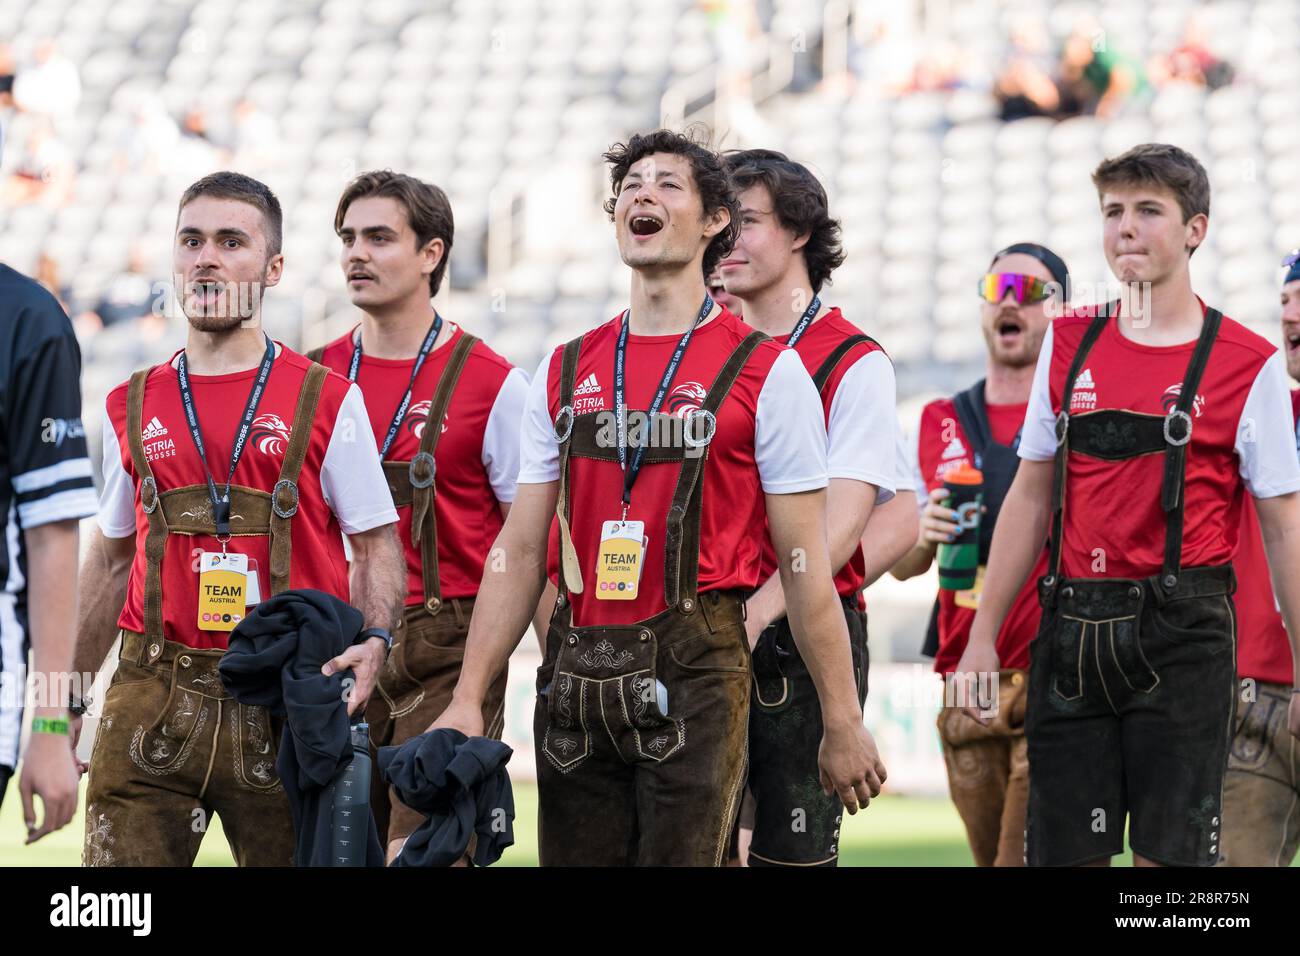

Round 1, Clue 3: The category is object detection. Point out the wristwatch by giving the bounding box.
[69,692,92,718]
[360,627,394,660]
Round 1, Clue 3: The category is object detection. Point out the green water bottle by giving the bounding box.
[937,463,983,591]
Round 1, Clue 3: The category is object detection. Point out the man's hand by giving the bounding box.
[953,639,1001,725]
[69,714,89,775]
[743,604,768,651]
[1289,691,1300,742]
[427,696,485,739]
[323,637,388,716]
[19,729,79,844]
[919,486,961,550]
[818,719,886,814]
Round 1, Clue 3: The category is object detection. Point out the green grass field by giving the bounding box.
[1,775,987,866]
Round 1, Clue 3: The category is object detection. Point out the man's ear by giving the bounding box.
[1185,212,1208,255]
[421,237,446,279]
[703,204,730,240]
[263,253,284,289]
[791,230,811,253]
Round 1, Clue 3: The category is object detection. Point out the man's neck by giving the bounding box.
[627,266,719,335]
[737,266,822,339]
[359,296,447,359]
[182,322,274,375]
[1118,273,1204,346]
[983,359,1035,405]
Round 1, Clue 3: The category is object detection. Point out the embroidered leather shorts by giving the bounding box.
[534,589,750,866]
[1025,565,1237,867]
[1217,680,1300,867]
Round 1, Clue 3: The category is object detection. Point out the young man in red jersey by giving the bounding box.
[1217,252,1300,866]
[309,171,530,861]
[715,149,896,867]
[892,243,1068,866]
[963,144,1300,867]
[73,172,404,866]
[433,129,885,866]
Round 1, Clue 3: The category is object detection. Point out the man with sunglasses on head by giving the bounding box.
[963,144,1300,868]
[891,243,1066,866]
[1216,249,1300,866]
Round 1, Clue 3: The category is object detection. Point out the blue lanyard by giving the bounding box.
[348,314,442,458]
[784,295,822,347]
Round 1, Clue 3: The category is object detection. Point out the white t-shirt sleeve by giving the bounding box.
[825,350,897,503]
[909,423,929,519]
[96,403,137,539]
[755,348,829,494]
[320,384,400,534]
[892,418,915,494]
[1017,322,1058,462]
[1237,351,1300,498]
[517,352,561,484]
[481,367,529,503]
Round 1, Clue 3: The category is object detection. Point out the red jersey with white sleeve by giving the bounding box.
[753,308,897,598]
[913,395,1043,672]
[519,308,828,628]
[315,323,527,605]
[1230,388,1300,685]
[1018,303,1300,578]
[97,345,398,650]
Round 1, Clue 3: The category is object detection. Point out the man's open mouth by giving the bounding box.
[629,214,664,237]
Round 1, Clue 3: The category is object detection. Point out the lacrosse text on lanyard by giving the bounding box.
[177,334,275,631]
[348,313,443,458]
[598,295,713,601]
[783,294,822,348]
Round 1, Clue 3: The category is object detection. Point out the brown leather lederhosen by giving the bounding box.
[535,327,765,866]
[1025,305,1239,867]
[310,332,508,845]
[81,360,327,867]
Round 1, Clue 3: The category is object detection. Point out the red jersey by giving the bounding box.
[1019,304,1300,579]
[755,308,897,598]
[914,395,1042,672]
[97,345,398,649]
[519,309,829,627]
[1231,388,1300,685]
[316,324,527,605]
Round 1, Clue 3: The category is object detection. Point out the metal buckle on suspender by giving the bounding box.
[140,476,159,514]
[1163,409,1193,447]
[409,451,436,490]
[272,479,299,519]
[553,404,574,444]
[682,408,717,449]
[1054,411,1069,447]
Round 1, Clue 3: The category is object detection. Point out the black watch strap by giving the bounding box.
[360,627,394,657]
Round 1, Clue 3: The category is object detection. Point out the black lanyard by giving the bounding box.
[348,314,442,458]
[613,295,713,516]
[784,294,822,347]
[176,334,276,539]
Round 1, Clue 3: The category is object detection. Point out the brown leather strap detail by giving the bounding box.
[555,336,584,597]
[127,369,169,646]
[159,485,272,535]
[664,330,767,609]
[409,332,479,613]
[268,363,329,595]
[568,412,693,463]
[383,461,413,507]
[305,346,326,364]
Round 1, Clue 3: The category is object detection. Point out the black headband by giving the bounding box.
[990,242,1070,293]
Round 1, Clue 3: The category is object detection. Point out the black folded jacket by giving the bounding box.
[378,729,515,867]
[219,588,385,867]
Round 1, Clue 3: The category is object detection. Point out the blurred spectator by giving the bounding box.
[995,24,1062,121]
[0,44,16,110]
[229,97,278,173]
[2,120,74,205]
[1058,22,1148,119]
[86,245,160,329]
[908,39,970,93]
[34,253,73,313]
[1148,17,1235,91]
[12,41,80,123]
[115,97,179,176]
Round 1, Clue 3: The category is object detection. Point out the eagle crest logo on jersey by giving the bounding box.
[1161,383,1206,418]
[403,400,449,440]
[249,414,292,456]
[666,382,708,418]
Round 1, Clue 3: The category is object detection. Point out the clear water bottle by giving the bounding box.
[329,722,371,866]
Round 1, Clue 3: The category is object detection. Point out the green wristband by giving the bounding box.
[31,717,70,736]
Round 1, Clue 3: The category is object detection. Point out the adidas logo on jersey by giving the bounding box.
[574,373,601,396]
[941,437,966,460]
[1070,367,1097,411]
[1075,368,1095,389]
[141,416,168,440]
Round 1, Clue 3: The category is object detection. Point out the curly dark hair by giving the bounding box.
[602,128,740,278]
[722,149,845,291]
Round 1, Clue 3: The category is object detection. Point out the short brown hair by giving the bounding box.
[723,149,845,292]
[334,170,455,296]
[602,128,740,278]
[179,171,283,257]
[1092,144,1211,254]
